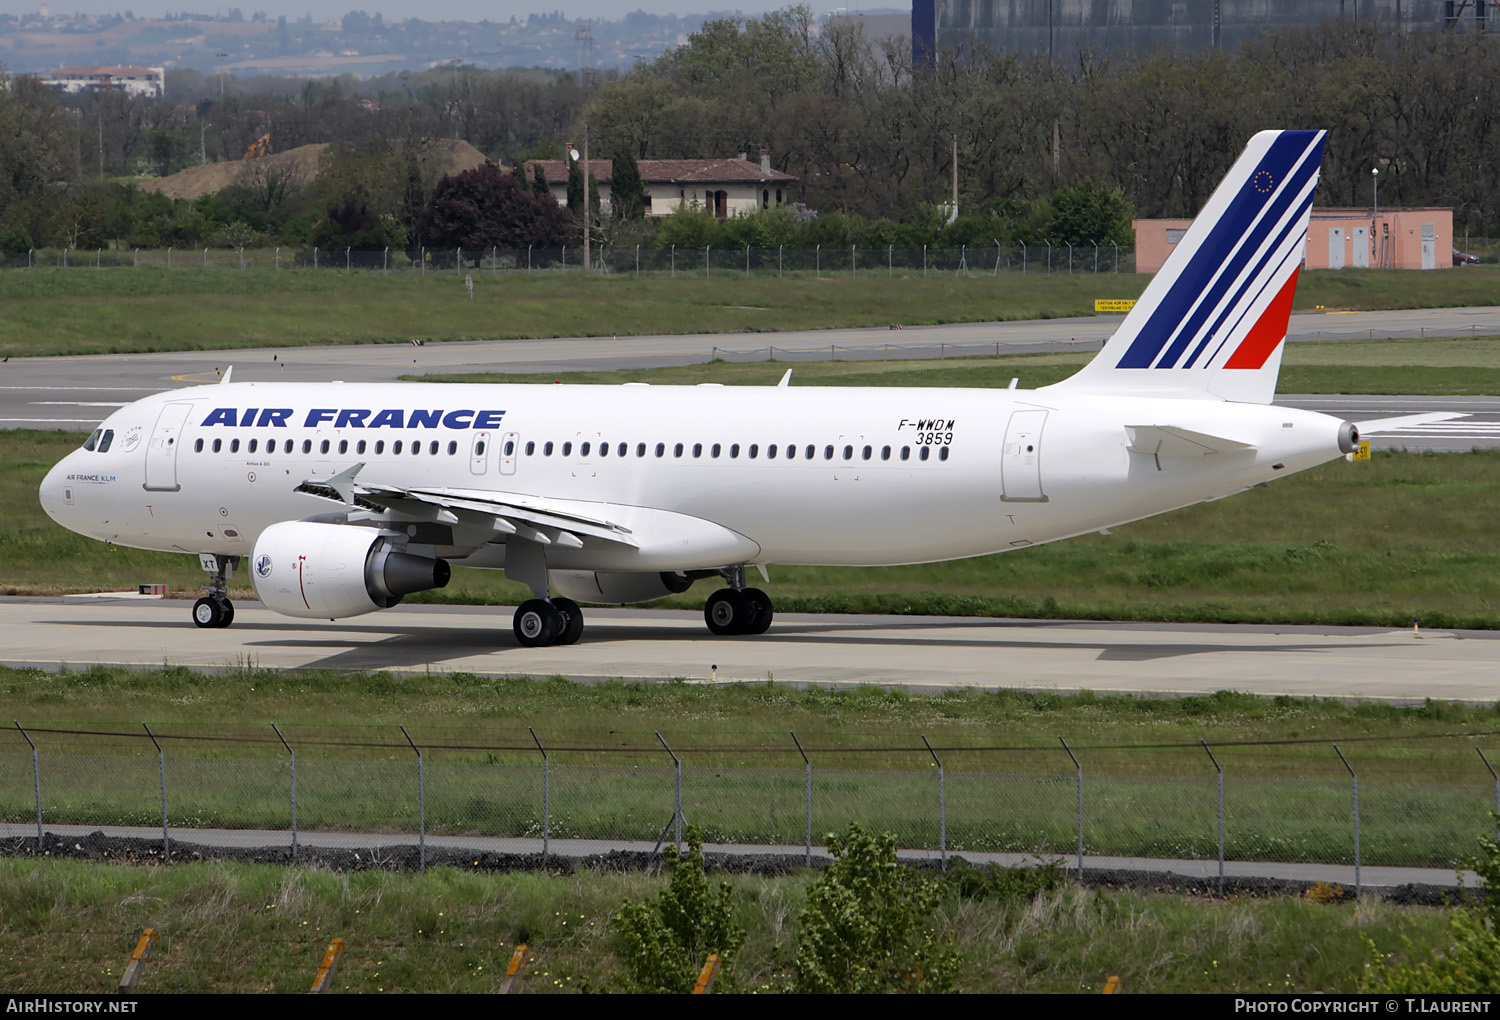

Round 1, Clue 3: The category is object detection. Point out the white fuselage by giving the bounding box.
[39,380,1348,572]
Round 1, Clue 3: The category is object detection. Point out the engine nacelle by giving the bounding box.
[250,521,450,619]
[551,569,694,605]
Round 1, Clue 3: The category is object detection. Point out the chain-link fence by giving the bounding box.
[0,244,1136,276]
[4,724,1498,885]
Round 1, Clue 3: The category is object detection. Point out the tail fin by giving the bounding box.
[1050,129,1326,404]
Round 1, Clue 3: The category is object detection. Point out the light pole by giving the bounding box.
[216,53,229,99]
[199,120,210,165]
[568,129,591,271]
[1371,167,1379,265]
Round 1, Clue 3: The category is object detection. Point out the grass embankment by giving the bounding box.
[4,668,1497,866]
[0,263,1496,359]
[0,857,1457,993]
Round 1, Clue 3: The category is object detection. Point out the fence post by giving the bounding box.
[1066,241,1073,274]
[384,247,389,274]
[1092,240,1099,273]
[888,244,893,277]
[786,729,810,864]
[671,244,676,278]
[239,247,245,270]
[1114,243,1120,272]
[492,245,497,273]
[815,243,820,279]
[636,244,640,277]
[274,246,279,270]
[851,243,856,278]
[97,248,102,267]
[167,246,172,269]
[133,248,138,268]
[527,244,532,274]
[921,735,946,869]
[1045,242,1051,274]
[922,244,927,277]
[657,731,683,851]
[63,248,68,268]
[1060,737,1082,878]
[202,247,208,268]
[420,246,425,275]
[457,246,462,271]
[746,244,750,277]
[1478,747,1498,838]
[778,244,782,278]
[273,723,296,859]
[1019,240,1026,273]
[401,725,425,872]
[530,727,549,866]
[346,246,350,270]
[313,246,318,270]
[1202,740,1224,898]
[993,238,1002,276]
[15,721,42,849]
[561,245,566,271]
[143,723,168,860]
[1333,744,1359,899]
[705,245,710,278]
[28,248,33,268]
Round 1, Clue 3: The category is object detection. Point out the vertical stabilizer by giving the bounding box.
[1049,130,1326,404]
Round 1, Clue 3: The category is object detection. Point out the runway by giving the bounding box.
[4,597,1496,703]
[6,306,1499,451]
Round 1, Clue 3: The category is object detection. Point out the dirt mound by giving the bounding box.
[139,138,491,202]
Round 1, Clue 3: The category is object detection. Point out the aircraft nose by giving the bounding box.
[38,456,72,526]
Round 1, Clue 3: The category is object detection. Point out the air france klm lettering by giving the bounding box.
[38,131,1396,646]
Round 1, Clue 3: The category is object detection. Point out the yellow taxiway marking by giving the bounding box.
[170,371,222,383]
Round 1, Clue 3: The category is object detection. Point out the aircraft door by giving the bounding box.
[498,431,519,476]
[1000,409,1048,503]
[470,430,491,475]
[143,401,194,492]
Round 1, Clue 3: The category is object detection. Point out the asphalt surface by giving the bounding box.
[5,597,1498,703]
[6,306,1499,451]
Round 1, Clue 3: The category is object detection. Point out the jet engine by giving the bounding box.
[551,569,694,605]
[249,521,450,619]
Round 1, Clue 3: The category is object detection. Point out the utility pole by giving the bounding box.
[200,121,210,166]
[583,123,591,270]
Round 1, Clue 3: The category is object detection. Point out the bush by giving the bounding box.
[612,828,745,993]
[792,824,960,993]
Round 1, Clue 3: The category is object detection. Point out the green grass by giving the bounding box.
[1,263,1497,359]
[0,857,1460,993]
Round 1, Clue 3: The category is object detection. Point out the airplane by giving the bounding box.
[40,130,1410,647]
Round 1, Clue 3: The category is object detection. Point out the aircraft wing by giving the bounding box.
[296,468,639,549]
[1126,425,1258,458]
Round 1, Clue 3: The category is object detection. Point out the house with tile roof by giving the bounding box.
[44,65,164,98]
[523,152,797,219]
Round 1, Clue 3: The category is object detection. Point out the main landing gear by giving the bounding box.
[192,553,238,629]
[513,596,584,648]
[704,566,773,636]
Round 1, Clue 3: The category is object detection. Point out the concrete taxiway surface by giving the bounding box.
[4,597,1496,703]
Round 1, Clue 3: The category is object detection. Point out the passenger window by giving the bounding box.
[194,438,204,453]
[655,443,665,457]
[544,442,554,456]
[842,445,853,460]
[920,446,930,461]
[376,440,385,454]
[582,441,592,456]
[636,443,646,457]
[805,445,815,460]
[562,441,573,456]
[338,440,347,454]
[213,438,222,453]
[231,439,240,453]
[248,439,258,454]
[767,444,777,459]
[901,446,910,461]
[617,442,626,456]
[939,446,950,461]
[692,443,702,458]
[785,444,795,460]
[673,443,683,458]
[748,444,759,459]
[83,429,100,452]
[318,440,328,454]
[394,440,404,454]
[862,445,872,460]
[598,442,607,457]
[823,445,834,460]
[98,430,114,452]
[730,443,740,459]
[412,442,421,456]
[448,441,457,455]
[428,441,438,455]
[881,445,891,460]
[357,440,366,454]
[711,443,721,458]
[525,441,535,455]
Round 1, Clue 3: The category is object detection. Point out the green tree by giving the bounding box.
[653,203,719,249]
[613,828,745,993]
[792,824,960,994]
[530,163,550,199]
[416,160,569,249]
[609,148,647,221]
[1039,180,1134,246]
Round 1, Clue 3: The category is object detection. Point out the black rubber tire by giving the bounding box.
[216,598,234,628]
[553,597,585,645]
[192,597,227,629]
[705,588,752,635]
[742,588,773,635]
[513,599,561,647]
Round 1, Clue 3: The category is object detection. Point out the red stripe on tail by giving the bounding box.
[1224,267,1299,370]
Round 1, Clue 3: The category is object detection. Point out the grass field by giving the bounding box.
[1,264,1496,359]
[0,857,1458,993]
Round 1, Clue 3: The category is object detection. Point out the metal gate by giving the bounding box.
[143,402,193,492]
[1328,228,1345,269]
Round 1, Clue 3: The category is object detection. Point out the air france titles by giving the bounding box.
[200,408,505,429]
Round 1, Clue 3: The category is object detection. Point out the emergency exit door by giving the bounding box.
[1001,410,1048,503]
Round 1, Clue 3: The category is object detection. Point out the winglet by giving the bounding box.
[220,366,233,384]
[777,369,792,387]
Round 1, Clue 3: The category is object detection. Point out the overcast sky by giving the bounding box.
[39,2,870,21]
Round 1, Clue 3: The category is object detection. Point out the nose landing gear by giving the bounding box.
[192,553,238,629]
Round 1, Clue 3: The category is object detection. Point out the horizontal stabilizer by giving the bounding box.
[1127,425,1258,459]
[1351,412,1466,433]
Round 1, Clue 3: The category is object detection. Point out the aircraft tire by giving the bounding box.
[705,588,752,635]
[742,588,774,634]
[514,599,561,647]
[192,596,232,629]
[554,597,585,645]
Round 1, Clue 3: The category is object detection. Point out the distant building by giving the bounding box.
[523,153,797,219]
[1134,208,1455,272]
[915,0,1488,63]
[44,65,164,98]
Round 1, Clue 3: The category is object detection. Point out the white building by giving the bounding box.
[44,65,165,99]
[523,153,797,219]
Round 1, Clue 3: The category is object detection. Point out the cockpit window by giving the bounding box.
[82,429,101,452]
[97,430,114,453]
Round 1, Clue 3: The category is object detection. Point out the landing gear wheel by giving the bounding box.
[514,599,561,647]
[705,588,753,636]
[192,596,233,629]
[742,588,774,635]
[553,597,585,645]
